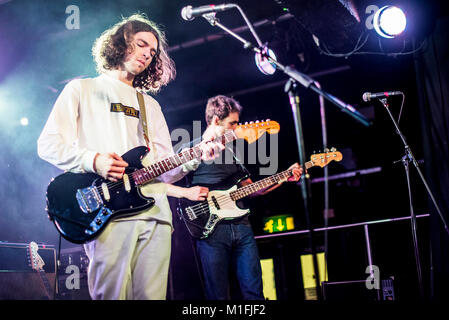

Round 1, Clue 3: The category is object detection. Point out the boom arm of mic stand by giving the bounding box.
[282,66,372,127]
[202,13,371,127]
[234,5,263,47]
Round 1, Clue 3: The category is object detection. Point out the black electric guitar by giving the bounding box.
[27,241,53,300]
[178,148,342,239]
[45,120,280,244]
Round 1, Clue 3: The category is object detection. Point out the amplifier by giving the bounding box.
[58,245,91,300]
[59,245,89,274]
[0,242,57,299]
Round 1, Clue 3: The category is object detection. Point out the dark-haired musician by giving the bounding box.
[175,95,302,300]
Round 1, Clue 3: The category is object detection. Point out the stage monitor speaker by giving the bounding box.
[322,280,382,301]
[0,242,56,299]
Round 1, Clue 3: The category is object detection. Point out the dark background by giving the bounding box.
[0,0,447,300]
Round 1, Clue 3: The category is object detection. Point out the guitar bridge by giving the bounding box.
[185,206,197,220]
[76,186,103,213]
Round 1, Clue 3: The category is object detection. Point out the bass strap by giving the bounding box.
[136,91,151,150]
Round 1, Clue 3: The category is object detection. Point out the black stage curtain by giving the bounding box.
[415,16,449,300]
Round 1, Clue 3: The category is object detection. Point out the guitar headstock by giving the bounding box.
[309,148,343,168]
[27,241,45,272]
[234,119,280,144]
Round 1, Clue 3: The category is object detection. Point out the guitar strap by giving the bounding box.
[136,91,152,151]
[226,145,251,179]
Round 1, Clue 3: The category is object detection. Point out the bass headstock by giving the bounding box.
[309,148,343,168]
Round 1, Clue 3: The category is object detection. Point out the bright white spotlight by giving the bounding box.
[373,6,406,38]
[20,117,29,126]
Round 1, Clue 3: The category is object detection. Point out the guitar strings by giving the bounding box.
[187,170,293,217]
[188,170,292,210]
[97,166,292,212]
[95,153,198,195]
[95,129,271,195]
[95,131,238,195]
[94,130,293,199]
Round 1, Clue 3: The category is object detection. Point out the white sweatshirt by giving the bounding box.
[37,73,186,225]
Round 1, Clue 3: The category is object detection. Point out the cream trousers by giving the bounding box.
[83,219,171,300]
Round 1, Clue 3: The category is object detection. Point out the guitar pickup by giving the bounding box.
[211,196,220,210]
[76,186,103,214]
[122,174,131,192]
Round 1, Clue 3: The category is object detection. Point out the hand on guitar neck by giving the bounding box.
[286,162,303,182]
[200,115,226,161]
[241,162,303,197]
[198,138,226,161]
[92,119,227,180]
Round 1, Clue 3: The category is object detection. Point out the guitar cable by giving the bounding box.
[175,189,208,298]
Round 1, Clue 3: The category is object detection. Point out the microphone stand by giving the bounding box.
[285,79,322,299]
[314,81,330,284]
[378,97,449,299]
[200,8,371,300]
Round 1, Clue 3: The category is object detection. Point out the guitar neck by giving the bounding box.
[230,160,314,201]
[132,131,237,186]
[38,270,52,299]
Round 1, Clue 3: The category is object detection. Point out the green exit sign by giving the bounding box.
[263,215,295,234]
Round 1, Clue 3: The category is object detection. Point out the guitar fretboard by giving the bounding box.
[230,161,313,201]
[39,270,52,299]
[132,130,237,186]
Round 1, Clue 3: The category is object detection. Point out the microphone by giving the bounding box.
[362,91,403,102]
[181,4,236,21]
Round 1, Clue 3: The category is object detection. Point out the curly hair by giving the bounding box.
[92,13,176,93]
[205,95,243,125]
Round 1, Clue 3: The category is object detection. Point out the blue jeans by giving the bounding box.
[196,223,264,300]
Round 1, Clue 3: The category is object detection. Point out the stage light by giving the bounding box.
[373,6,407,38]
[20,117,29,126]
[255,46,277,75]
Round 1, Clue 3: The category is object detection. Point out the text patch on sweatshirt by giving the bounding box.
[110,103,140,119]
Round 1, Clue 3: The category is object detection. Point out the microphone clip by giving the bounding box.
[202,12,218,26]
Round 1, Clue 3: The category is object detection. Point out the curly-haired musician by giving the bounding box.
[38,14,223,300]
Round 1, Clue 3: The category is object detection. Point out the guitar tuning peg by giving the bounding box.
[244,121,248,125]
[266,118,270,121]
[330,147,336,152]
[255,120,260,123]
[249,121,254,124]
[324,148,329,153]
